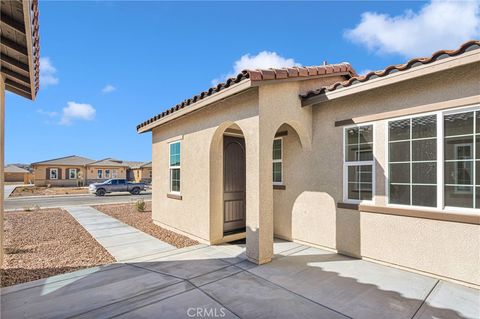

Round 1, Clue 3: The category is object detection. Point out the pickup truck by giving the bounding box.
[89,179,146,196]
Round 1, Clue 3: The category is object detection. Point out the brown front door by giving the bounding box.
[223,136,246,233]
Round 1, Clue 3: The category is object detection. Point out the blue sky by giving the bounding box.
[6,1,479,164]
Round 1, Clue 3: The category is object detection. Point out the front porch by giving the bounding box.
[2,239,478,319]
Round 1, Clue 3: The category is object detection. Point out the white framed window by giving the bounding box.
[68,168,77,180]
[444,109,479,209]
[343,124,374,203]
[388,115,437,207]
[105,169,111,178]
[386,105,480,212]
[169,141,181,193]
[97,169,103,179]
[273,137,283,184]
[50,168,58,180]
[112,169,118,178]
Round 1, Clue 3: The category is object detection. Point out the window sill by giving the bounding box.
[337,202,359,210]
[167,193,182,200]
[273,184,286,190]
[360,205,480,225]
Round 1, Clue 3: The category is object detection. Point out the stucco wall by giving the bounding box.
[33,165,87,187]
[284,63,480,285]
[85,166,127,184]
[4,172,26,183]
[151,89,260,243]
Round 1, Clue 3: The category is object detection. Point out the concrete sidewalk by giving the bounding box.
[63,206,176,262]
[4,184,22,198]
[2,239,478,319]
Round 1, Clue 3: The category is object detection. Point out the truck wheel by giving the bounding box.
[96,189,106,196]
[131,188,140,195]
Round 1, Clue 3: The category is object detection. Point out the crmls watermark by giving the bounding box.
[187,307,227,318]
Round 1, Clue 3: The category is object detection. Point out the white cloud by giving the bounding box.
[101,84,116,93]
[212,51,300,85]
[345,0,480,57]
[59,102,96,126]
[37,109,58,117]
[39,57,59,86]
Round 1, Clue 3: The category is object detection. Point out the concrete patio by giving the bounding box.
[1,240,478,319]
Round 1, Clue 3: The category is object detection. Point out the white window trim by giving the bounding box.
[112,169,118,178]
[273,137,283,185]
[97,169,103,179]
[342,123,375,204]
[385,105,480,214]
[68,168,77,180]
[105,169,111,179]
[169,141,181,194]
[50,168,58,180]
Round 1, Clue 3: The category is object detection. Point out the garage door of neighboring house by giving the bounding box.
[223,136,246,233]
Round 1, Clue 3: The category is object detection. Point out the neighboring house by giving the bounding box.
[31,155,94,187]
[31,156,147,186]
[138,40,480,286]
[123,161,144,181]
[4,165,29,183]
[85,158,128,184]
[0,0,41,263]
[130,161,152,183]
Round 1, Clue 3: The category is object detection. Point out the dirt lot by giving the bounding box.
[1,208,115,287]
[10,186,89,197]
[95,202,198,248]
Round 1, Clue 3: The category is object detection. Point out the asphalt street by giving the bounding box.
[4,192,152,210]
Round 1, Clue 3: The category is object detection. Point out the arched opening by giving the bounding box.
[210,122,247,243]
[272,123,305,241]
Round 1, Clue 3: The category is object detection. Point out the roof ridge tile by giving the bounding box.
[300,39,480,100]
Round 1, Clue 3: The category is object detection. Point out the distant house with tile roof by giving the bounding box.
[129,161,152,183]
[4,165,30,183]
[31,155,150,186]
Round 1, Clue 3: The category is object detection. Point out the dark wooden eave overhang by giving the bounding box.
[1,0,40,100]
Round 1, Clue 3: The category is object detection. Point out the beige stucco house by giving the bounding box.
[0,0,40,263]
[31,155,93,186]
[130,161,152,183]
[85,158,128,184]
[4,164,29,183]
[139,40,479,287]
[31,156,137,186]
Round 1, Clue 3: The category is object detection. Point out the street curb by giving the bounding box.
[4,199,152,212]
[6,192,152,200]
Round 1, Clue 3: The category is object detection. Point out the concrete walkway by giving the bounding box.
[63,206,175,262]
[1,239,478,319]
[4,184,20,199]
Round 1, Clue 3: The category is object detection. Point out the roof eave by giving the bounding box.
[137,79,253,133]
[22,0,36,100]
[249,72,353,87]
[301,50,480,107]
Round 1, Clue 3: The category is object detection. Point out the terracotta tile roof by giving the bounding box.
[137,63,357,131]
[300,40,480,100]
[31,0,40,96]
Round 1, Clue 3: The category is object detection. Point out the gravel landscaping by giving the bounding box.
[11,186,89,197]
[1,208,115,287]
[94,202,198,248]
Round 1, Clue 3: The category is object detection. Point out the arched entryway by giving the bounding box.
[210,122,247,243]
[272,122,306,241]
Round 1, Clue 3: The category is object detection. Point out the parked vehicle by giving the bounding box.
[89,179,146,196]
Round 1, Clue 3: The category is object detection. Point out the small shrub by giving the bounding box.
[135,199,145,212]
[23,204,40,212]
